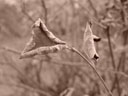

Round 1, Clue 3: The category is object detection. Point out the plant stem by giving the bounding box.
[106,26,121,95]
[106,27,116,69]
[69,47,113,96]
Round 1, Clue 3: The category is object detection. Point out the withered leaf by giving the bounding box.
[20,18,67,59]
[20,45,68,59]
[82,22,99,61]
[33,18,66,45]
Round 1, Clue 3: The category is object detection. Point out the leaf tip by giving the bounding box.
[32,18,42,28]
[84,22,93,37]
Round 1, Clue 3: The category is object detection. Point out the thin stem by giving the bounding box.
[106,27,116,69]
[41,0,48,25]
[106,27,121,95]
[20,0,35,22]
[69,47,113,96]
[87,0,98,17]
[1,46,20,55]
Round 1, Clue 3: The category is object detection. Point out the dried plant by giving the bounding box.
[20,18,67,59]
[20,18,113,96]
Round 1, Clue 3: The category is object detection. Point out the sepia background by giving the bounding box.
[0,0,128,96]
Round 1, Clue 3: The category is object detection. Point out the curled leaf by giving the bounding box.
[32,18,66,45]
[20,45,68,59]
[82,22,99,61]
[20,18,67,59]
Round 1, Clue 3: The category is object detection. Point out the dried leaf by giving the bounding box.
[33,18,66,45]
[20,18,67,59]
[20,45,68,59]
[82,22,99,61]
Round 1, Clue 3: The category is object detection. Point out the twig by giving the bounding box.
[112,71,128,79]
[49,60,128,79]
[36,62,43,83]
[105,26,121,95]
[87,0,98,17]
[106,27,116,69]
[69,47,113,96]
[76,1,106,29]
[41,0,48,25]
[1,46,20,55]
[48,1,67,23]
[113,29,128,95]
[20,0,35,22]
[118,1,128,72]
[2,46,128,80]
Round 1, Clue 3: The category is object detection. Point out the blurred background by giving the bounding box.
[0,0,128,96]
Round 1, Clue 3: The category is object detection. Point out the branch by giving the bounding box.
[106,27,116,69]
[41,0,48,25]
[87,0,98,17]
[105,26,121,95]
[69,47,113,96]
[2,46,128,76]
[20,0,35,22]
[48,1,67,23]
[1,46,20,55]
[112,71,128,79]
[76,1,106,29]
